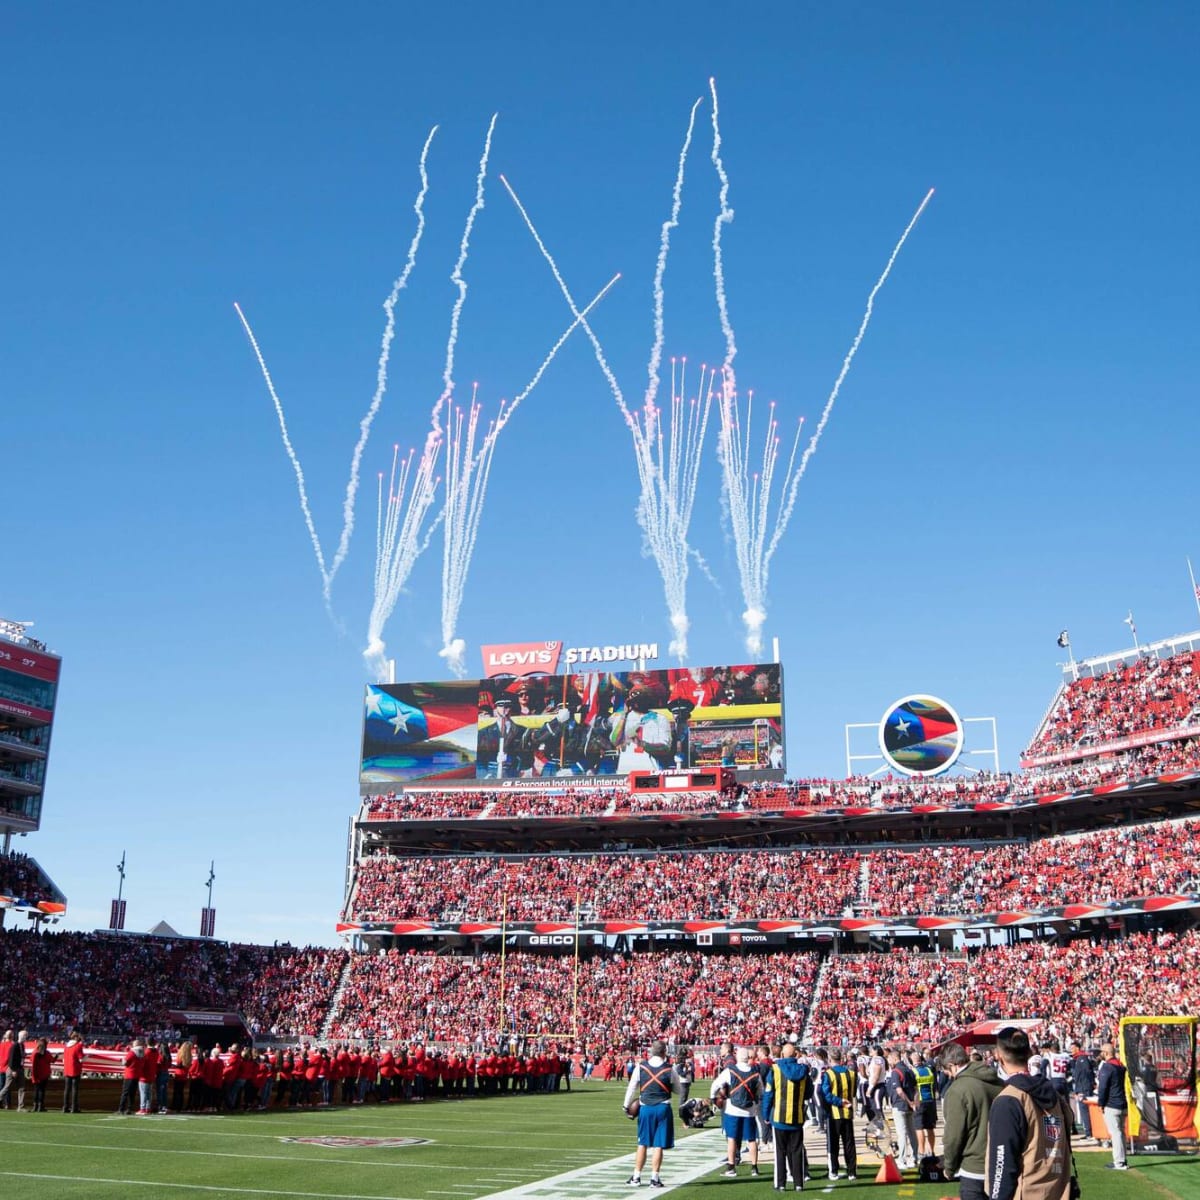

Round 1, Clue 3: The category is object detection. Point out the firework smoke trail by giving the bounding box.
[501,175,715,660]
[718,187,935,656]
[492,273,622,436]
[652,357,718,657]
[709,78,738,394]
[364,116,497,680]
[431,114,498,443]
[365,440,442,681]
[771,187,936,552]
[644,95,703,415]
[233,302,331,597]
[327,125,438,601]
[438,391,494,677]
[437,276,621,676]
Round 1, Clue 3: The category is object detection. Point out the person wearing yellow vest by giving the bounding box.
[820,1046,858,1180]
[986,1027,1076,1200]
[913,1052,939,1158]
[763,1042,813,1191]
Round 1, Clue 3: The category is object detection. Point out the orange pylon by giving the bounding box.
[874,1154,903,1184]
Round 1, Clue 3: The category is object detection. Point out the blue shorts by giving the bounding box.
[637,1101,675,1149]
[722,1113,758,1144]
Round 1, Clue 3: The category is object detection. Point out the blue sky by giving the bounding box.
[4,2,1198,945]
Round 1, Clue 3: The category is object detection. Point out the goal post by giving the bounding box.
[1118,1015,1198,1150]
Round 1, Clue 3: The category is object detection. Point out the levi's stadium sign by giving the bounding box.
[481,641,563,677]
[482,639,660,678]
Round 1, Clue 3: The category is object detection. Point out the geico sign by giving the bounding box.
[565,642,659,667]
[527,935,575,946]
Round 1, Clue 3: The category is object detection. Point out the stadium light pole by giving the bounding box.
[1124,611,1141,650]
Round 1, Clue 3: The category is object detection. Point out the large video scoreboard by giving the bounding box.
[0,633,62,832]
[360,661,784,793]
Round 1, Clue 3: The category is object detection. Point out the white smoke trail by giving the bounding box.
[492,273,622,436]
[644,96,703,415]
[365,439,442,681]
[327,125,438,600]
[768,187,936,557]
[364,116,498,680]
[500,174,715,661]
[438,277,621,675]
[709,77,737,393]
[718,187,935,656]
[432,114,499,440]
[233,302,331,595]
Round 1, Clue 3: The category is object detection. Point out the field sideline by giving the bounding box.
[2,1081,1195,1199]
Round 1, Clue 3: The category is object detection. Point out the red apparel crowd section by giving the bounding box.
[347,849,861,924]
[0,932,343,1041]
[803,928,1198,1047]
[864,816,1200,916]
[326,949,822,1046]
[344,813,1200,925]
[361,741,1200,825]
[6,929,1196,1054]
[1025,651,1200,760]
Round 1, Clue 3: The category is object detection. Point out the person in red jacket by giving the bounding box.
[378,1047,395,1103]
[61,1029,84,1113]
[30,1038,53,1112]
[139,1043,159,1115]
[203,1047,224,1112]
[118,1040,142,1114]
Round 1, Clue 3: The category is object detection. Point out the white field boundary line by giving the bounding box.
[90,1112,631,1143]
[478,1128,725,1198]
[0,1174,417,1200]
[0,1136,482,1172]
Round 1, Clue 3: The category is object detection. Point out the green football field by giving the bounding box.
[1,1080,1194,1200]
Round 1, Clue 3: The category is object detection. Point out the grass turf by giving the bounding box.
[1,1080,1194,1199]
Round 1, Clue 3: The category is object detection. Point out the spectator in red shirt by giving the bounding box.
[118,1040,142,1115]
[138,1041,159,1114]
[61,1029,84,1113]
[30,1038,53,1112]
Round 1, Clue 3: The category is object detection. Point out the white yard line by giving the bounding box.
[0,1137,471,1172]
[478,1129,725,1198]
[0,1174,415,1200]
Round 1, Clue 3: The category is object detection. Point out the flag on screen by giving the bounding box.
[1057,630,1070,649]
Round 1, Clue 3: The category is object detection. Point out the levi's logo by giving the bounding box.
[481,641,562,677]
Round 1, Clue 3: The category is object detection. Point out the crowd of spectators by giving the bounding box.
[0,931,344,1040]
[1025,650,1200,761]
[346,848,861,924]
[328,949,819,1047]
[672,951,821,1044]
[328,950,697,1045]
[864,813,1200,917]
[346,814,1200,926]
[360,734,1200,826]
[0,851,57,904]
[3,926,1199,1060]
[804,928,1200,1048]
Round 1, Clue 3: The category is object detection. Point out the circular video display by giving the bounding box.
[878,694,964,776]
